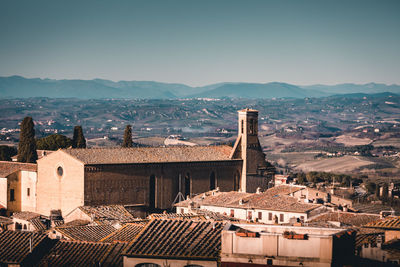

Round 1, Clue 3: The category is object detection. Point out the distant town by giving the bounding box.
[0,100,399,266]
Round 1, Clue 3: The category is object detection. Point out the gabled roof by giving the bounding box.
[13,211,47,231]
[55,224,116,242]
[364,216,400,230]
[61,145,234,164]
[101,223,145,243]
[0,161,36,177]
[0,230,48,264]
[309,212,380,227]
[76,205,135,225]
[37,240,126,267]
[123,219,225,260]
[176,187,321,213]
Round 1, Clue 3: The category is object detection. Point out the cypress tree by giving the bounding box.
[122,125,133,147]
[17,117,38,163]
[72,126,86,148]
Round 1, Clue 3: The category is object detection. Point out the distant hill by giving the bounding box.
[188,82,326,99]
[0,76,399,99]
[300,83,400,95]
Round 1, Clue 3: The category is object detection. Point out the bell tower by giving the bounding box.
[230,108,267,192]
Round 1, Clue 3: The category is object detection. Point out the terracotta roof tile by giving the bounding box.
[62,145,234,164]
[176,188,320,213]
[124,219,225,259]
[0,161,36,177]
[364,216,400,230]
[55,224,116,242]
[101,223,145,243]
[309,212,380,227]
[37,240,126,267]
[78,205,135,224]
[0,230,49,264]
[148,213,205,220]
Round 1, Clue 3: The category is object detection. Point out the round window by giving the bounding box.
[57,166,63,177]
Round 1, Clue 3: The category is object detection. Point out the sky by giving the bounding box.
[0,0,399,86]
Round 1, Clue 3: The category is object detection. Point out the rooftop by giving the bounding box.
[55,224,116,242]
[76,205,135,224]
[61,145,234,164]
[37,240,126,267]
[0,161,36,177]
[364,216,400,230]
[309,212,380,227]
[123,219,225,259]
[0,230,49,264]
[176,187,321,213]
[101,223,145,243]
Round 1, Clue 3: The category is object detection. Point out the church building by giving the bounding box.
[35,109,272,216]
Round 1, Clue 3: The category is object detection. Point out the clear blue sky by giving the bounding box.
[0,0,399,86]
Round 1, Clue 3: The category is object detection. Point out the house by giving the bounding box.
[12,211,48,232]
[175,186,326,224]
[63,205,136,225]
[35,109,272,217]
[122,219,224,267]
[0,161,37,214]
[220,223,356,267]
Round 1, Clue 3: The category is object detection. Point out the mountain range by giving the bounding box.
[0,76,399,99]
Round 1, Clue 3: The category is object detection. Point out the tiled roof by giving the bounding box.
[309,212,380,227]
[124,219,225,259]
[62,145,234,164]
[364,216,400,230]
[265,185,305,196]
[13,211,41,221]
[176,188,320,213]
[55,219,90,228]
[11,150,54,161]
[78,205,135,224]
[55,224,116,242]
[148,212,205,220]
[352,203,400,215]
[0,230,48,264]
[101,223,145,243]
[0,161,36,177]
[13,211,48,231]
[37,240,126,267]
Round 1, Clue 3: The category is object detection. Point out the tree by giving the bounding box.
[0,145,17,161]
[72,126,86,148]
[122,125,133,147]
[36,134,72,150]
[17,117,38,163]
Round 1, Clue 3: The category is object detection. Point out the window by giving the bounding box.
[280,214,284,222]
[57,166,63,177]
[241,120,244,134]
[180,208,184,214]
[27,188,30,197]
[258,212,262,220]
[10,189,15,201]
[248,211,252,220]
[230,209,235,217]
[268,212,272,220]
[316,192,319,196]
[249,119,254,134]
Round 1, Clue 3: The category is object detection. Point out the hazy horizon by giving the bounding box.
[1,0,399,86]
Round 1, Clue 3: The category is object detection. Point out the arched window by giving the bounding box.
[149,175,156,209]
[185,173,191,198]
[210,171,216,190]
[135,264,161,267]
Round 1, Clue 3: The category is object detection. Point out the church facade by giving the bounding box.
[36,109,272,216]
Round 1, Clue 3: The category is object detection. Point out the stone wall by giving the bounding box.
[84,160,243,210]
